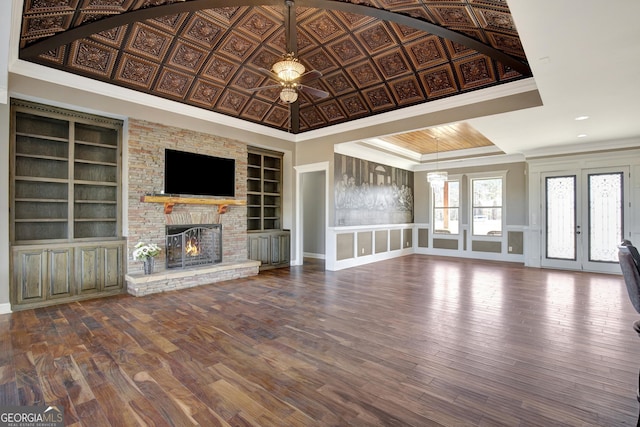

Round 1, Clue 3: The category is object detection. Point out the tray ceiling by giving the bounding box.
[18,0,532,134]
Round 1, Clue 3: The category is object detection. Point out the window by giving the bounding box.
[433,180,459,234]
[472,177,503,236]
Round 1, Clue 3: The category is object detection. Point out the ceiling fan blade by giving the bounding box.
[258,67,281,81]
[247,84,282,92]
[297,69,322,84]
[299,85,329,99]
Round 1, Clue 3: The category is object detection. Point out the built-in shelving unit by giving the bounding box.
[247,147,289,270]
[247,148,282,231]
[10,100,125,310]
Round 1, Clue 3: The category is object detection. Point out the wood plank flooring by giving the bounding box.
[1,255,639,426]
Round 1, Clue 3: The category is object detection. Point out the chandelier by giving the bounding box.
[272,53,305,103]
[427,137,447,189]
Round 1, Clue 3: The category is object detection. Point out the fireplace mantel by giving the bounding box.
[141,195,246,214]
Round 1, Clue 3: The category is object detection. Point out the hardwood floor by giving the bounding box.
[1,255,639,426]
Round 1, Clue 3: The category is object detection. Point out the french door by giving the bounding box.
[542,167,628,273]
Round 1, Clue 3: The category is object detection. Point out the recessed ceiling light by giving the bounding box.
[577,134,587,138]
[574,115,589,121]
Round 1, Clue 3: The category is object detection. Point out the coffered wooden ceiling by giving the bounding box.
[18,0,531,134]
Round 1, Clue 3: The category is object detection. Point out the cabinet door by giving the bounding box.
[14,249,46,304]
[248,235,271,265]
[102,244,123,291]
[77,244,123,294]
[48,248,73,299]
[271,232,290,265]
[76,246,100,294]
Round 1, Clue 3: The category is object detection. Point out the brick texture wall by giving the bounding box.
[127,118,248,274]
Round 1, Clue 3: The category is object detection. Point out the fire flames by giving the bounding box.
[185,238,200,256]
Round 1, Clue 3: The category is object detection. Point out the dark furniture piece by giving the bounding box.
[618,241,640,426]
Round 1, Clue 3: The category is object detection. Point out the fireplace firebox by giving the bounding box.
[166,224,222,269]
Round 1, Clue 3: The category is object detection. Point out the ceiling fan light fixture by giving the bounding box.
[279,86,298,104]
[272,53,305,82]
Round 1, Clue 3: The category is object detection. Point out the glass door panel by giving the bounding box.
[545,176,576,260]
[542,168,628,273]
[583,171,625,272]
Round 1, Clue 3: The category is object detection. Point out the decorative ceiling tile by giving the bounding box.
[327,37,365,65]
[242,98,271,120]
[126,23,172,60]
[454,55,496,90]
[356,22,395,54]
[91,25,127,47]
[75,11,119,26]
[182,13,226,49]
[149,13,188,32]
[219,33,258,61]
[390,21,425,42]
[421,64,458,98]
[79,0,134,11]
[324,71,356,96]
[336,10,375,28]
[188,79,223,107]
[237,10,280,40]
[115,53,159,89]
[167,41,208,73]
[389,76,424,105]
[487,33,525,57]
[23,0,80,14]
[299,106,327,128]
[378,0,421,8]
[216,89,250,114]
[363,84,395,111]
[444,37,474,59]
[37,46,66,65]
[203,7,247,25]
[301,11,342,43]
[475,7,518,35]
[232,69,264,91]
[346,60,383,88]
[304,49,338,74]
[374,49,412,79]
[405,35,448,71]
[263,105,289,127]
[428,5,476,28]
[69,39,117,77]
[201,55,237,84]
[248,48,281,71]
[155,68,194,98]
[22,13,73,42]
[339,93,370,118]
[318,100,347,123]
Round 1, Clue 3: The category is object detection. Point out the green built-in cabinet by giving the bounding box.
[10,100,125,310]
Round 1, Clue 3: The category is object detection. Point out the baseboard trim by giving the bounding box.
[0,303,12,314]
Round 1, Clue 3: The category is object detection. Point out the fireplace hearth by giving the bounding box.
[166,224,222,269]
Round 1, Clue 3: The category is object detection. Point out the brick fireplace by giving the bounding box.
[124,118,259,296]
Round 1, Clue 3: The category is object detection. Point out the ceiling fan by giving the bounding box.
[248,0,329,104]
[251,53,329,104]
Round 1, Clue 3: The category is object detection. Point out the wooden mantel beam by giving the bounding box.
[140,195,246,214]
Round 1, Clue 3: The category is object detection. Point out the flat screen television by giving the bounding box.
[164,149,235,197]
